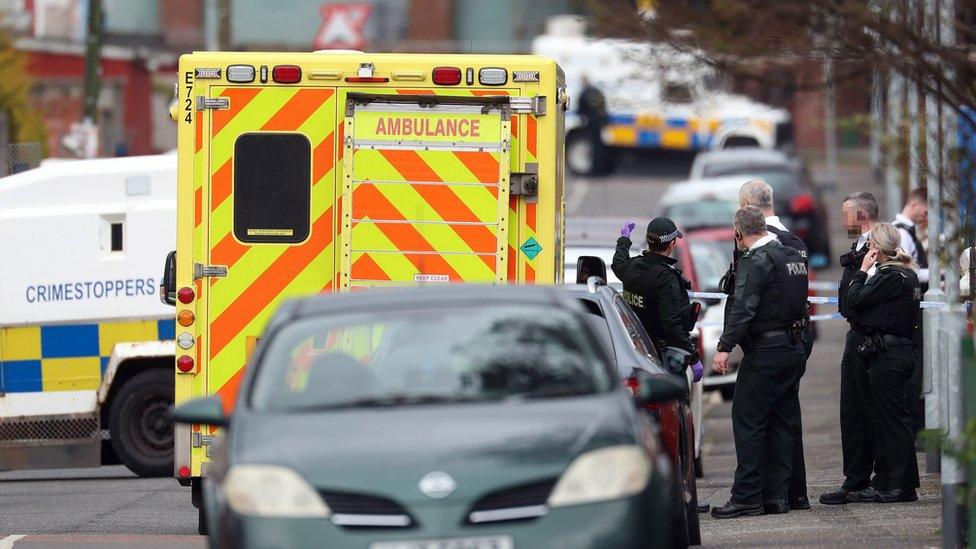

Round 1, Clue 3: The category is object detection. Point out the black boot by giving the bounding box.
[788,496,811,510]
[819,488,853,505]
[851,487,880,502]
[711,500,764,519]
[763,499,790,514]
[875,488,918,503]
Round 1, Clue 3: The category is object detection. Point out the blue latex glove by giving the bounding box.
[621,221,637,238]
[691,360,704,382]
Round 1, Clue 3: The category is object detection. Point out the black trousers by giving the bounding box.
[840,329,885,491]
[782,333,813,501]
[731,339,807,504]
[867,343,921,490]
[905,325,925,435]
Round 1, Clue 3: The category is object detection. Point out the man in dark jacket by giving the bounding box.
[712,207,810,519]
[612,217,703,381]
[738,179,812,511]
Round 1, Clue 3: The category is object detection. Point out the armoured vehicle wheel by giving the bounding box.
[109,368,174,477]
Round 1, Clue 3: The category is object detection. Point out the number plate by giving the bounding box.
[371,535,513,549]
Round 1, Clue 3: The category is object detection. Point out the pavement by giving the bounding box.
[0,148,943,548]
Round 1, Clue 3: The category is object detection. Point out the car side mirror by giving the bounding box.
[576,255,607,284]
[634,374,688,406]
[160,250,176,306]
[172,396,229,428]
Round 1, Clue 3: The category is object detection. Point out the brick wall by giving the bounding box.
[408,0,453,40]
[159,0,204,48]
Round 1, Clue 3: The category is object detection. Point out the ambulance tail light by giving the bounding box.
[177,355,195,373]
[177,287,195,304]
[432,66,462,85]
[272,65,302,84]
[177,310,195,327]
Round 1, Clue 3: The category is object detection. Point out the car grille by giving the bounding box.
[466,479,557,524]
[318,490,415,528]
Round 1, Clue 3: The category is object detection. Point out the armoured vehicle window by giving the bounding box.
[233,133,311,244]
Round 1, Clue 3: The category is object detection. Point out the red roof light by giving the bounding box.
[432,66,461,85]
[272,65,302,84]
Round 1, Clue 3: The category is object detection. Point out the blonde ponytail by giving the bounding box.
[871,222,917,269]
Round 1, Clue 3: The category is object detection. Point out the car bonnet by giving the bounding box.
[229,392,636,505]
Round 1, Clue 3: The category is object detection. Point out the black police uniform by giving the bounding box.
[764,223,811,508]
[833,237,886,497]
[612,236,699,370]
[846,263,921,496]
[577,83,609,173]
[718,239,809,507]
[892,220,927,435]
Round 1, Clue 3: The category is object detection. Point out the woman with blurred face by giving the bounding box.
[844,222,921,503]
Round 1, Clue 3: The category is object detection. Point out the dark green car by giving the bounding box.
[174,285,682,549]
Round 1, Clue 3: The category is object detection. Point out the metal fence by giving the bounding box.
[0,142,42,176]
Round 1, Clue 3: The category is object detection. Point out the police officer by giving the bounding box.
[821,191,885,505]
[711,206,809,519]
[843,222,921,502]
[892,187,928,436]
[612,217,703,381]
[576,75,610,175]
[737,179,812,511]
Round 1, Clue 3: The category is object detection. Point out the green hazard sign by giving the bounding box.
[520,237,542,260]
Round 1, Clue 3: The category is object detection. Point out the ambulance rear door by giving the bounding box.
[202,85,338,409]
[341,94,512,289]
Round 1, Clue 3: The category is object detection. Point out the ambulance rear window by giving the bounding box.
[233,133,311,244]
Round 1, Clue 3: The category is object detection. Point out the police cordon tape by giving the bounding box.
[687,290,950,309]
[688,292,975,329]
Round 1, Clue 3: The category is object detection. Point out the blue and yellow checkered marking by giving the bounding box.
[603,114,712,151]
[0,318,175,393]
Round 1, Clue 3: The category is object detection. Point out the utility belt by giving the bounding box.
[750,318,810,347]
[854,332,915,359]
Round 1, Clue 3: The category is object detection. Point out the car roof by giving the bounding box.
[660,176,750,205]
[694,148,794,165]
[289,285,568,318]
[686,226,735,241]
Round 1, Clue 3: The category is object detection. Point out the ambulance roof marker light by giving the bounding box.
[226,64,255,83]
[432,66,462,86]
[345,62,389,83]
[479,67,507,86]
[272,65,302,84]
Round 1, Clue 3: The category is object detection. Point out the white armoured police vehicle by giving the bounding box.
[533,15,793,176]
[0,154,176,476]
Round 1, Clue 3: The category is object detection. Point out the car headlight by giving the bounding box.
[222,464,331,518]
[547,445,652,508]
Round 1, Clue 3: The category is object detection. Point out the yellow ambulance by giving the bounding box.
[162,51,567,500]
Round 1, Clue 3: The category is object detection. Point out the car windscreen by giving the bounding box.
[249,304,613,411]
[688,239,732,291]
[662,199,738,230]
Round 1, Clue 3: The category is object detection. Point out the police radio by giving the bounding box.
[839,246,868,269]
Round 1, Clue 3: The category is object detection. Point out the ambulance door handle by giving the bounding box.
[194,263,228,280]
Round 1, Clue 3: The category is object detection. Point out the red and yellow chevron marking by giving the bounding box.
[204,86,337,411]
[342,98,511,288]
